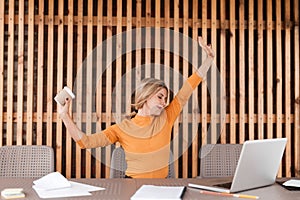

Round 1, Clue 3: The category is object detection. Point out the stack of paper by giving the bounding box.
[32,172,105,199]
[1,188,25,199]
[131,185,186,200]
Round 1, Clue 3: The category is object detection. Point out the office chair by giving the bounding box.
[110,146,175,178]
[0,145,55,178]
[199,144,243,178]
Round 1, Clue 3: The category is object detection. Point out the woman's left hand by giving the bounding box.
[198,36,215,58]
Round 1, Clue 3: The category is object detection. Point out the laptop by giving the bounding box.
[189,138,287,193]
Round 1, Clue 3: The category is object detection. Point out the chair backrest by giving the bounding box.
[199,144,243,178]
[0,145,55,178]
[110,147,175,178]
[167,151,175,178]
[110,146,127,178]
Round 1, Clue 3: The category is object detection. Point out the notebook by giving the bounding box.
[131,185,186,200]
[189,138,287,193]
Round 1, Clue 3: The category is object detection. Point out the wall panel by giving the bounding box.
[0,0,299,178]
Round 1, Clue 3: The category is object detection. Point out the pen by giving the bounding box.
[199,190,259,199]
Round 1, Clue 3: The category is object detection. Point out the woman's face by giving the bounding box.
[144,88,168,116]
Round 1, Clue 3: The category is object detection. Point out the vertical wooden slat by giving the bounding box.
[163,0,171,175]
[201,0,208,146]
[26,0,34,145]
[173,0,180,177]
[76,0,83,178]
[182,0,189,178]
[85,0,93,179]
[126,0,132,116]
[294,0,300,178]
[248,0,255,140]
[116,0,122,124]
[66,0,74,178]
[46,0,54,147]
[145,0,151,77]
[96,0,103,179]
[56,0,64,173]
[37,0,44,145]
[0,0,4,146]
[229,0,236,143]
[257,0,264,139]
[164,1,170,104]
[113,0,122,151]
[284,0,292,177]
[191,0,198,178]
[239,0,245,143]
[220,0,226,143]
[135,0,142,85]
[106,0,113,178]
[17,0,24,145]
[7,0,15,145]
[154,0,161,79]
[211,0,217,143]
[164,0,173,176]
[276,0,283,177]
[266,0,273,138]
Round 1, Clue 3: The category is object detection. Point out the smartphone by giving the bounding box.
[54,86,75,106]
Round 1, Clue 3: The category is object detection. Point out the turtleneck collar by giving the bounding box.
[132,114,153,126]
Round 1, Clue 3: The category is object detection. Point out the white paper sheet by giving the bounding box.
[69,181,105,192]
[32,172,105,199]
[283,179,300,187]
[33,185,92,199]
[131,185,186,200]
[33,171,71,190]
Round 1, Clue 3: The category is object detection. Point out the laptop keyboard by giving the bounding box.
[214,182,232,189]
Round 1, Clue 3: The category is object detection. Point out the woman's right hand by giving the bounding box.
[57,98,71,119]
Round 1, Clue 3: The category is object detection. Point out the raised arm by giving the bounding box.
[165,37,215,122]
[57,98,112,148]
[196,36,215,78]
[57,99,84,141]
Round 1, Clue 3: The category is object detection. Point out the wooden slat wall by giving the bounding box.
[0,0,299,178]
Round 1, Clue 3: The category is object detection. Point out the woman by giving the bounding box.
[58,36,215,178]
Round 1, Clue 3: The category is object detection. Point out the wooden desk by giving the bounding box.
[0,177,299,200]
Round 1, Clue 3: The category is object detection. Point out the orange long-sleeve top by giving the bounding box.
[77,72,202,178]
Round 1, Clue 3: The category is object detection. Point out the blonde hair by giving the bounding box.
[132,78,168,110]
